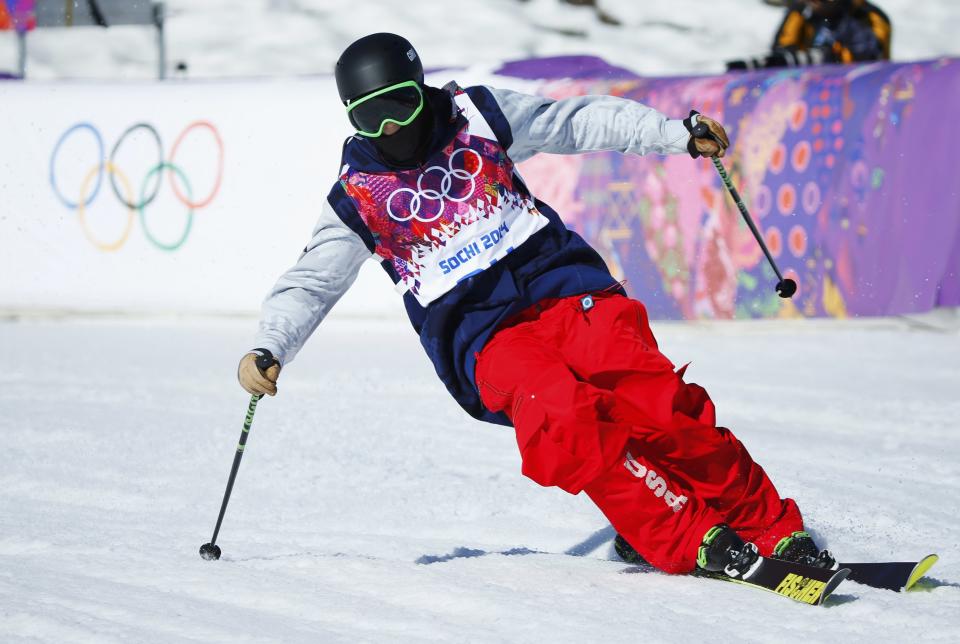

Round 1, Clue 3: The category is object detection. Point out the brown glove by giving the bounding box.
[684,111,730,159]
[237,350,281,396]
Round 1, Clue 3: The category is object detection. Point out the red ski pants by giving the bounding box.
[475,293,803,573]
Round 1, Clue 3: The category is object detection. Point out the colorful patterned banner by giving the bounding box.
[0,0,35,32]
[510,58,960,319]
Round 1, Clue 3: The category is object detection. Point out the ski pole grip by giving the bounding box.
[253,348,278,372]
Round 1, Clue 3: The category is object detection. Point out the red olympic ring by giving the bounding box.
[168,120,224,209]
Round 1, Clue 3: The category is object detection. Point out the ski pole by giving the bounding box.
[691,121,797,299]
[199,360,272,561]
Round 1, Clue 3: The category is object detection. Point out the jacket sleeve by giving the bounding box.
[252,198,373,365]
[486,86,692,164]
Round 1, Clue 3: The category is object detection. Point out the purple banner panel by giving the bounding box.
[510,59,960,319]
[495,55,638,81]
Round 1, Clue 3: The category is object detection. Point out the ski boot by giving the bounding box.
[772,531,838,570]
[697,524,761,579]
[614,534,648,565]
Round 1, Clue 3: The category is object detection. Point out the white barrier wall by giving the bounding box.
[2,78,353,314]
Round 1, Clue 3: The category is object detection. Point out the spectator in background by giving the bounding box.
[727,0,891,70]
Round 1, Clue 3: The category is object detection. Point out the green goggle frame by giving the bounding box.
[345,80,425,138]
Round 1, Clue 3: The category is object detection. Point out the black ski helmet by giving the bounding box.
[335,33,424,104]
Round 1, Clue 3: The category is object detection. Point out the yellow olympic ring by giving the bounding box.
[77,162,136,252]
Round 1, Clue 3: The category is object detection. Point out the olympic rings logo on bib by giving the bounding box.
[386,148,482,223]
[49,121,224,252]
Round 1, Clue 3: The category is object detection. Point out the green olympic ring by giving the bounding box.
[138,162,194,252]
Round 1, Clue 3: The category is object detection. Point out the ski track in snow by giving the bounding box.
[1,316,958,642]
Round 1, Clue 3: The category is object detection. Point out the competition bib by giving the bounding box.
[340,91,549,306]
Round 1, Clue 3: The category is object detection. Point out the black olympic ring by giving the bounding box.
[109,122,164,210]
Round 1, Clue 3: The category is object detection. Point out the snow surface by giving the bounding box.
[2,315,959,642]
[2,0,960,80]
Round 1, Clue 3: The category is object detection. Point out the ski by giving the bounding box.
[840,554,939,592]
[615,536,849,605]
[694,555,850,606]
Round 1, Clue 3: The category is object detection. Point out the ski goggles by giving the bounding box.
[345,80,425,138]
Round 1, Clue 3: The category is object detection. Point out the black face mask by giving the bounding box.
[371,95,434,168]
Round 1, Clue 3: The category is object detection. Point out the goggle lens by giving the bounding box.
[347,82,424,137]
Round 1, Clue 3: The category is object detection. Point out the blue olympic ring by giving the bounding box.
[49,122,105,209]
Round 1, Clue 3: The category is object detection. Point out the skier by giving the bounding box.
[727,0,891,71]
[237,33,835,577]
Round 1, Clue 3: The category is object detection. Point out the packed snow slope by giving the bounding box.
[3,0,959,80]
[1,316,958,642]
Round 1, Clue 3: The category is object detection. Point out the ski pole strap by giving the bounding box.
[250,348,279,371]
[683,110,703,158]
